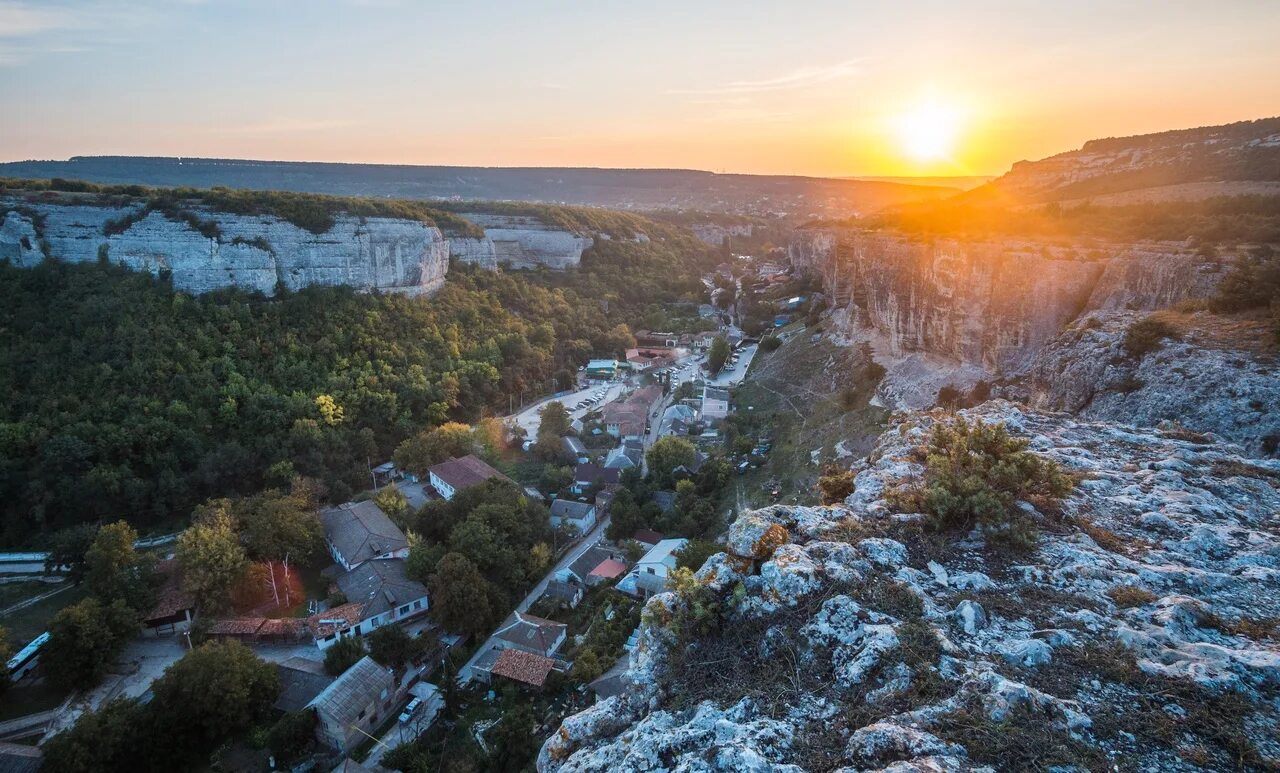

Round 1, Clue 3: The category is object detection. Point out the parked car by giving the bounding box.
[399,697,423,723]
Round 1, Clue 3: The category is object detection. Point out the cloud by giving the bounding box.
[668,59,864,96]
[0,1,74,37]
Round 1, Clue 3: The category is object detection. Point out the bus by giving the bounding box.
[6,632,50,681]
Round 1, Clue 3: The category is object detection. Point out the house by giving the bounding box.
[572,463,620,494]
[562,436,589,464]
[309,656,397,754]
[142,559,195,637]
[493,611,568,657]
[588,559,628,584]
[672,450,709,479]
[602,386,663,439]
[701,386,730,420]
[543,579,584,609]
[604,438,644,470]
[320,500,409,571]
[310,559,430,649]
[624,347,677,372]
[549,499,597,535]
[428,454,513,500]
[632,529,664,550]
[371,461,400,487]
[659,403,697,436]
[635,330,679,348]
[555,544,621,585]
[618,538,688,598]
[583,359,620,380]
[652,490,677,513]
[490,648,557,688]
[275,656,336,712]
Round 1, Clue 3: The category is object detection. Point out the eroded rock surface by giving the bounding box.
[540,402,1280,772]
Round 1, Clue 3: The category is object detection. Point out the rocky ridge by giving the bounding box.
[540,401,1280,772]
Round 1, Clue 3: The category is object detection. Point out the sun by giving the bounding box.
[895,99,963,162]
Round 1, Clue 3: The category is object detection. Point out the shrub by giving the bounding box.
[816,466,855,504]
[896,417,1074,550]
[1123,316,1179,358]
[759,334,782,352]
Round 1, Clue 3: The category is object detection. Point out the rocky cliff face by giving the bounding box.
[540,402,1280,772]
[1001,311,1280,456]
[0,199,450,296]
[786,228,1280,454]
[458,212,594,270]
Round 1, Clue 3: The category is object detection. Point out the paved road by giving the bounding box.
[458,514,611,683]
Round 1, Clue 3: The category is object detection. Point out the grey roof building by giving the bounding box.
[334,558,430,623]
[320,500,409,571]
[275,656,336,712]
[309,656,396,753]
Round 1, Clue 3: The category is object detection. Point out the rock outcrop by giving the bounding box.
[1,199,450,296]
[458,212,594,270]
[540,402,1280,772]
[1001,311,1280,456]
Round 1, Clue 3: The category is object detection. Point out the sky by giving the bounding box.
[1,0,1278,177]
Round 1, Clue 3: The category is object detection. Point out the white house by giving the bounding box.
[549,499,597,535]
[617,538,688,598]
[309,559,430,650]
[701,386,730,421]
[320,501,409,572]
[428,455,513,501]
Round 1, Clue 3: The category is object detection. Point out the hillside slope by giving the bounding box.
[540,402,1280,772]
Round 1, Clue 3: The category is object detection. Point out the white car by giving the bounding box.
[399,697,423,723]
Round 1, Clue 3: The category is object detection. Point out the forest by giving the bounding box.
[0,227,717,546]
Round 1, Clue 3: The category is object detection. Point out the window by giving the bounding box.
[414,600,423,610]
[399,604,411,615]
[357,708,366,721]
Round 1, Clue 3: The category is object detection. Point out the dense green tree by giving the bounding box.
[150,640,279,749]
[368,625,427,672]
[393,422,479,478]
[374,483,412,525]
[323,635,367,676]
[706,336,731,374]
[176,510,247,612]
[486,702,538,772]
[538,401,572,438]
[675,539,723,572]
[44,597,138,690]
[267,709,318,765]
[84,521,155,612]
[41,698,150,773]
[429,553,493,636]
[44,524,97,584]
[646,436,697,489]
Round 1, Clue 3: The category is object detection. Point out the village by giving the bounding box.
[0,252,820,772]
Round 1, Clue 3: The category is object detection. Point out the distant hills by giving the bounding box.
[970,116,1280,205]
[0,156,954,219]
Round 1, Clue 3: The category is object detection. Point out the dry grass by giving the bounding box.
[1107,585,1157,608]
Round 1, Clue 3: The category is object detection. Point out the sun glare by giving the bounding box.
[895,99,963,162]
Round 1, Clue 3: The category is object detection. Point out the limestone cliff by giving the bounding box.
[540,402,1280,772]
[785,228,1280,454]
[0,198,450,296]
[457,212,594,270]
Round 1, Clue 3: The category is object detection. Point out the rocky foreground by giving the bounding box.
[539,401,1280,772]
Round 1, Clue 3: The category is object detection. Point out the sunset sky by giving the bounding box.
[2,0,1278,177]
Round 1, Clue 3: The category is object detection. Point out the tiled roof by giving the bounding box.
[307,602,368,639]
[429,455,513,492]
[308,656,394,725]
[320,500,407,567]
[258,618,308,638]
[334,559,429,620]
[207,618,266,636]
[490,649,555,687]
[574,463,620,487]
[494,612,566,656]
[275,658,335,712]
[589,559,627,579]
[550,499,595,522]
[144,559,194,622]
[633,529,664,546]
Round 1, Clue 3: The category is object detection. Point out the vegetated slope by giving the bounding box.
[728,329,889,507]
[972,116,1280,204]
[541,401,1280,772]
[0,156,955,217]
[0,221,718,544]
